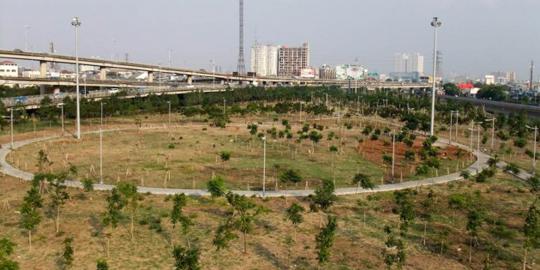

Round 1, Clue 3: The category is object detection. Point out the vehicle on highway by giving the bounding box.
[108,88,120,94]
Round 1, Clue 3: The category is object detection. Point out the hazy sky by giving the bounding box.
[1,0,539,79]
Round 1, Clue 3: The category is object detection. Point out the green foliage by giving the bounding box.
[59,237,74,270]
[443,83,460,96]
[504,163,520,175]
[19,185,42,236]
[103,188,125,229]
[352,173,376,190]
[477,85,509,101]
[467,209,483,237]
[404,150,415,161]
[514,137,527,148]
[415,164,429,176]
[96,259,109,270]
[279,169,303,184]
[170,194,193,234]
[527,176,540,194]
[206,176,227,198]
[0,238,19,270]
[219,151,231,162]
[81,178,94,192]
[393,190,416,234]
[286,203,305,226]
[329,145,338,152]
[460,170,471,180]
[172,245,200,270]
[315,215,338,264]
[309,179,337,212]
[383,226,406,269]
[523,200,540,250]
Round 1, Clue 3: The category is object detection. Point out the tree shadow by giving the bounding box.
[253,242,288,270]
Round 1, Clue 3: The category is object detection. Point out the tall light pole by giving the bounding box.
[100,102,105,127]
[60,104,65,136]
[10,109,14,149]
[167,101,171,127]
[262,136,267,197]
[71,17,82,140]
[485,118,496,152]
[526,125,538,174]
[99,127,103,184]
[391,131,396,179]
[429,17,442,136]
[449,111,454,144]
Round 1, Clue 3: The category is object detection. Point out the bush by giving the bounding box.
[504,163,520,174]
[279,169,303,184]
[416,165,429,175]
[514,138,527,148]
[448,193,470,209]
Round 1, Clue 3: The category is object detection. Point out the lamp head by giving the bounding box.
[430,17,442,28]
[71,17,81,27]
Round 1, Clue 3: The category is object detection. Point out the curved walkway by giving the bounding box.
[0,126,491,197]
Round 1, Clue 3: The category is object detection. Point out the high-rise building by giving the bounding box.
[277,43,310,77]
[319,65,336,80]
[250,44,279,76]
[393,53,424,74]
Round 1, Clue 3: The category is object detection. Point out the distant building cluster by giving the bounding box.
[0,61,18,77]
[250,42,310,77]
[390,53,427,82]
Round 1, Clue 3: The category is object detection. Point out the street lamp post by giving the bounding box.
[485,118,496,152]
[391,131,396,179]
[10,109,14,149]
[167,101,171,127]
[71,17,82,140]
[60,104,65,136]
[429,17,442,136]
[449,111,454,144]
[262,136,267,197]
[526,125,538,174]
[99,128,103,184]
[100,102,105,127]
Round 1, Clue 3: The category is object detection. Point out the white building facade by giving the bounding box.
[0,61,19,77]
[250,44,279,76]
[393,53,424,74]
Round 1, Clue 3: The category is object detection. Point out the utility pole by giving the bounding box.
[10,109,14,149]
[60,104,64,136]
[429,17,442,136]
[526,125,538,174]
[449,112,453,144]
[237,0,246,75]
[99,128,103,184]
[530,60,535,92]
[391,131,396,179]
[71,17,82,140]
[262,136,267,197]
[485,118,496,152]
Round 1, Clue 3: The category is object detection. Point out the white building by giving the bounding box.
[250,44,279,76]
[0,61,19,77]
[484,75,495,85]
[300,68,317,79]
[393,53,424,74]
[335,64,368,80]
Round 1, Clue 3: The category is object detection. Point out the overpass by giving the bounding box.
[0,49,430,89]
[441,95,540,118]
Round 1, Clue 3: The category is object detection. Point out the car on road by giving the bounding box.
[108,88,120,94]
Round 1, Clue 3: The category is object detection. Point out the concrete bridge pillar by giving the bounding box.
[99,68,108,80]
[39,61,48,78]
[187,75,193,85]
[148,72,154,83]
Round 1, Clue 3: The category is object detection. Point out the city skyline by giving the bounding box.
[1,0,539,79]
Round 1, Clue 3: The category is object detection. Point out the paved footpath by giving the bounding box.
[0,127,495,197]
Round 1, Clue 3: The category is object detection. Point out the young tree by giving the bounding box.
[117,182,140,240]
[308,130,323,154]
[213,193,262,254]
[393,190,416,235]
[102,187,125,257]
[207,176,227,199]
[219,151,231,162]
[59,237,74,270]
[352,173,376,190]
[522,200,540,270]
[170,194,193,246]
[383,225,406,269]
[172,245,200,270]
[0,238,19,270]
[279,169,302,185]
[36,149,52,173]
[285,203,305,241]
[420,190,435,246]
[315,215,337,264]
[466,209,483,263]
[19,185,42,249]
[96,259,109,270]
[309,179,337,213]
[47,172,70,234]
[329,145,338,184]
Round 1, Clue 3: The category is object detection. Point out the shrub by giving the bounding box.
[514,138,527,148]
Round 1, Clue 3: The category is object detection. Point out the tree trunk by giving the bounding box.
[107,237,110,258]
[522,248,527,270]
[130,213,134,240]
[56,207,60,233]
[28,230,32,250]
[243,232,247,254]
[469,237,472,263]
[423,222,427,246]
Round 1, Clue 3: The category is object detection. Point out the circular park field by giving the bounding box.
[6,116,474,191]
